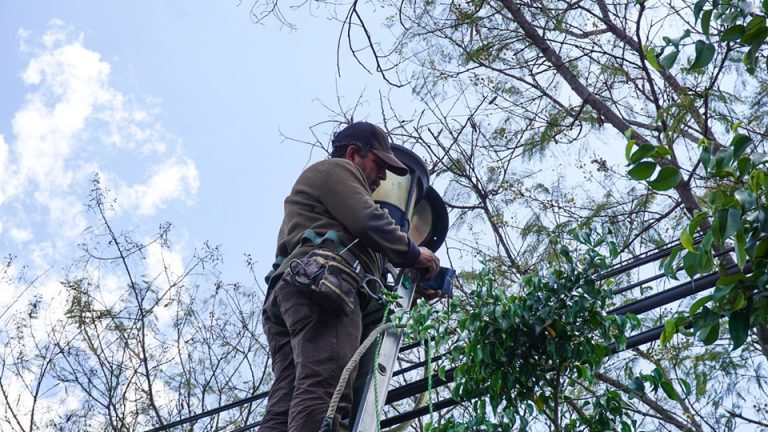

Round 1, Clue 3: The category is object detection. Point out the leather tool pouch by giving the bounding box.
[288,249,361,317]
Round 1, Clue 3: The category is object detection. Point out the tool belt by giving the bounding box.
[287,248,364,317]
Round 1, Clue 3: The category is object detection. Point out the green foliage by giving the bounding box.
[679,0,768,74]
[625,133,681,192]
[628,367,687,402]
[411,228,640,431]
[658,128,768,352]
[690,40,717,70]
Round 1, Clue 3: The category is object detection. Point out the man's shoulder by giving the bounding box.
[301,158,363,181]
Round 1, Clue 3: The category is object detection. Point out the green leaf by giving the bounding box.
[721,24,746,41]
[683,251,700,278]
[689,294,713,315]
[744,42,761,73]
[690,40,716,70]
[717,273,745,288]
[664,30,691,49]
[628,377,645,395]
[759,207,768,233]
[734,189,756,210]
[694,0,708,22]
[700,144,713,173]
[681,229,695,251]
[725,208,743,238]
[742,16,767,44]
[655,145,672,157]
[663,246,682,278]
[628,161,657,180]
[747,26,768,49]
[749,169,766,192]
[712,208,728,243]
[644,45,662,72]
[660,49,679,70]
[702,9,714,35]
[648,166,682,191]
[713,283,733,301]
[755,236,768,259]
[661,318,677,346]
[689,210,710,231]
[698,248,714,273]
[625,139,636,161]
[738,156,752,178]
[652,367,663,382]
[735,231,747,269]
[728,308,750,350]
[609,240,619,259]
[699,320,721,345]
[679,378,692,396]
[660,380,679,400]
[630,144,656,163]
[731,290,747,311]
[731,133,753,158]
[713,148,735,174]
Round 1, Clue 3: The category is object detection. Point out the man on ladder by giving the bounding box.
[260,122,440,432]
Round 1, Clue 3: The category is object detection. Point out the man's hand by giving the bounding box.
[415,246,440,279]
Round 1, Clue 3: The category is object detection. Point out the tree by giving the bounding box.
[248,0,768,429]
[0,177,270,431]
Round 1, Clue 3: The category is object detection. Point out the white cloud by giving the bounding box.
[0,19,200,323]
[0,135,8,204]
[8,227,32,243]
[0,20,198,262]
[115,157,199,216]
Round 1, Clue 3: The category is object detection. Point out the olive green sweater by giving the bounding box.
[267,158,420,287]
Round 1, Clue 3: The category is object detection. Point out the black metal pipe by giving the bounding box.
[392,354,446,378]
[386,367,455,405]
[231,420,261,432]
[611,272,667,295]
[608,263,749,316]
[597,240,685,280]
[380,397,460,428]
[144,390,268,432]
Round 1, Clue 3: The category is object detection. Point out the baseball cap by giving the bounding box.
[332,122,409,176]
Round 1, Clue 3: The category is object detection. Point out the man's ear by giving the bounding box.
[344,145,358,162]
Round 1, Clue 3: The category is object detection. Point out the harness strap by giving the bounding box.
[265,230,371,300]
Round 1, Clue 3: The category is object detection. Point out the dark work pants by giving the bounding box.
[259,275,362,432]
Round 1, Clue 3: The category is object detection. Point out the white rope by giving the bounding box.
[323,322,403,425]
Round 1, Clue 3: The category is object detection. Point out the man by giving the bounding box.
[260,121,440,431]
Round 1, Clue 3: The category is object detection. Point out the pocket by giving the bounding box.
[287,250,361,317]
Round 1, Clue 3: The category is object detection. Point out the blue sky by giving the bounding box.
[0,1,407,297]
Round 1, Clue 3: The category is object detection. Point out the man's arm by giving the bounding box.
[318,161,420,265]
